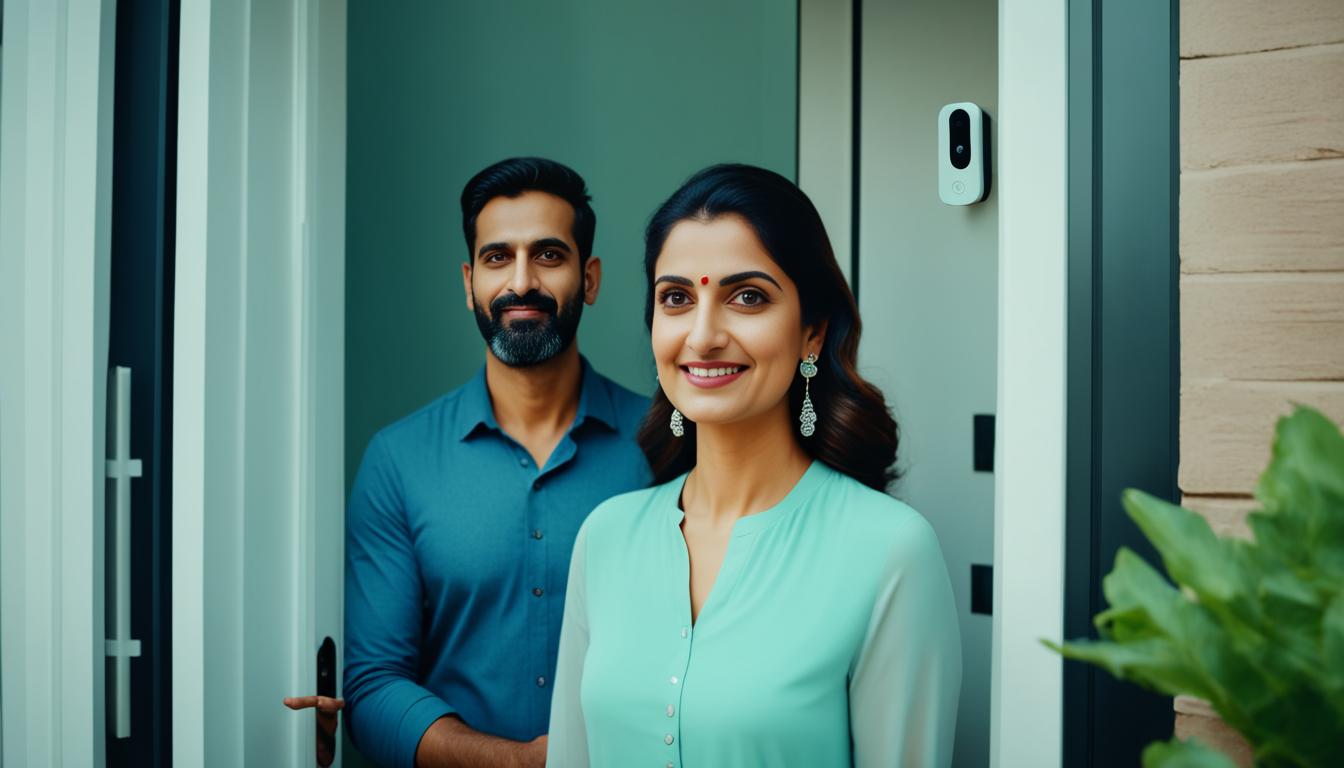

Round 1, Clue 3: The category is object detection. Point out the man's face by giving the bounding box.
[462,190,602,367]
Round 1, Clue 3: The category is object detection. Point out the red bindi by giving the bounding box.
[700,275,709,285]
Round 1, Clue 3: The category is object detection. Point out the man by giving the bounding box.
[286,157,651,767]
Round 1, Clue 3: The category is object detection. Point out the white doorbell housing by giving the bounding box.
[939,102,990,205]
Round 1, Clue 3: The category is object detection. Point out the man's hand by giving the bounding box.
[284,695,345,767]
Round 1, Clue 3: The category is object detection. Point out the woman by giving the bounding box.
[547,165,961,767]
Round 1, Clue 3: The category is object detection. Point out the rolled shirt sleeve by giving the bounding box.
[343,434,454,768]
[848,515,963,768]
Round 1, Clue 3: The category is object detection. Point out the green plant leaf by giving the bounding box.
[1048,406,1344,768]
[1123,490,1259,626]
[1254,407,1344,585]
[1050,636,1213,700]
[1141,737,1237,768]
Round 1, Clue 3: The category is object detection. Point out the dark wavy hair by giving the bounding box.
[637,164,899,491]
[460,157,596,263]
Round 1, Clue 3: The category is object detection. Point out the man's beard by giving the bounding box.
[473,285,584,367]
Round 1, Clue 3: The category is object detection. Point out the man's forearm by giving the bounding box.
[414,715,545,768]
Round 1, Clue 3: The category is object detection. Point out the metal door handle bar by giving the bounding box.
[105,366,143,739]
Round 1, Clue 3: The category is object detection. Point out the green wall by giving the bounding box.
[344,1,796,760]
[346,0,798,487]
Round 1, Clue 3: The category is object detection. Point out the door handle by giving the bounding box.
[105,366,143,739]
[317,636,337,766]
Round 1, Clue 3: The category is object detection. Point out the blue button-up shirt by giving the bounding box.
[343,359,651,767]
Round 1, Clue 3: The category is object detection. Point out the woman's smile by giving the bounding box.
[680,362,750,388]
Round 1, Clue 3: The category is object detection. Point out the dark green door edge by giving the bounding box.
[1064,0,1181,765]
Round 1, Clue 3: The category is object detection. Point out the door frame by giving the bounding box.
[990,0,1070,765]
[1063,0,1181,764]
[171,0,345,763]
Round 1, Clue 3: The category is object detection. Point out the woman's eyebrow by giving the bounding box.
[655,275,695,287]
[720,271,782,290]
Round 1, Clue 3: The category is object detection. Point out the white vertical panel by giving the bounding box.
[301,0,348,764]
[0,0,116,765]
[174,0,252,763]
[171,0,211,763]
[174,0,345,765]
[991,0,1068,766]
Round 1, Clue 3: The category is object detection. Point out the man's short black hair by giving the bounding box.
[460,157,596,263]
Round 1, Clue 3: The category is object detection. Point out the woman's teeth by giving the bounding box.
[688,366,743,378]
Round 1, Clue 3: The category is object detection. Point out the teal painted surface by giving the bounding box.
[346,0,797,489]
[344,2,796,761]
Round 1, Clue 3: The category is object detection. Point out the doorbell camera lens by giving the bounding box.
[949,109,972,170]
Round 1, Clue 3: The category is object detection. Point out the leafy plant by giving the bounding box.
[1046,406,1344,768]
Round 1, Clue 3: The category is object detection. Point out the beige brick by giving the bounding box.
[1180,495,1256,539]
[1181,0,1344,59]
[1181,160,1344,274]
[1181,273,1344,382]
[1179,380,1344,494]
[1173,696,1254,768]
[1181,44,1344,170]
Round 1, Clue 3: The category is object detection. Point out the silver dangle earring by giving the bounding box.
[799,353,818,437]
[670,407,685,437]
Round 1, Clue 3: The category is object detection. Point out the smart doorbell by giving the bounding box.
[939,102,990,206]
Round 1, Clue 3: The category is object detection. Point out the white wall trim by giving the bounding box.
[0,0,117,765]
[304,0,348,762]
[171,0,212,761]
[290,0,347,763]
[991,0,1069,766]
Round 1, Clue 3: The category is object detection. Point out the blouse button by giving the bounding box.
[664,734,675,745]
[669,675,678,685]
[666,704,675,717]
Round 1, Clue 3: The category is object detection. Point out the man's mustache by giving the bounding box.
[490,290,558,318]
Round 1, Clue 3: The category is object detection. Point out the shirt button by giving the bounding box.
[532,529,544,540]
[536,676,546,687]
[666,704,675,717]
[667,763,675,768]
[532,587,544,597]
[669,675,678,685]
[532,479,543,490]
[664,734,675,745]
[680,627,688,638]
[519,457,529,467]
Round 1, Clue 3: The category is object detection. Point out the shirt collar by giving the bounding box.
[455,356,619,441]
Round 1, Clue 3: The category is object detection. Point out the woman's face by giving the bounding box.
[651,214,821,428]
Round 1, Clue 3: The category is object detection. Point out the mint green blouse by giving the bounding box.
[546,461,962,767]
